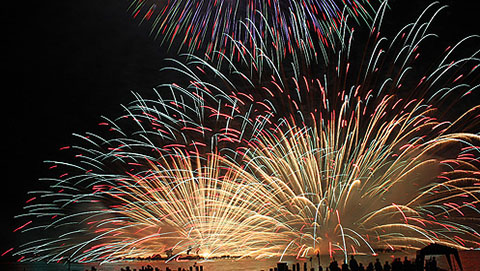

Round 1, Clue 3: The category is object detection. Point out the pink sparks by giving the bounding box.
[1,248,13,257]
[13,221,32,233]
[392,203,408,224]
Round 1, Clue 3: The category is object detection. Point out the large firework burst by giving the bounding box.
[12,2,480,264]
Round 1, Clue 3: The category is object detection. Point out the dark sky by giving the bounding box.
[1,0,477,261]
[1,0,169,258]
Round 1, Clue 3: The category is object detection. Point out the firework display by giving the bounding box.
[129,0,381,62]
[11,0,480,265]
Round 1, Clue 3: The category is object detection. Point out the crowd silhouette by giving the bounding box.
[324,255,438,271]
[84,263,204,271]
[118,266,203,271]
[81,255,441,271]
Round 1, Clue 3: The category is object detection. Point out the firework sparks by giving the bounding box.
[129,0,382,61]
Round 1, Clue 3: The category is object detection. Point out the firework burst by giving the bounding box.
[240,101,480,258]
[129,0,382,61]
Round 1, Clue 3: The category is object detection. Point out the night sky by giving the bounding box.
[1,0,478,261]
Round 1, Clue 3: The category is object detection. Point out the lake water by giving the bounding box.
[2,251,479,271]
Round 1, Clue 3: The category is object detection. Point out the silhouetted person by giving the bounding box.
[403,257,411,270]
[374,259,383,271]
[358,263,365,271]
[366,262,374,271]
[383,261,391,271]
[342,261,349,271]
[391,258,402,271]
[349,255,359,271]
[329,259,340,271]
